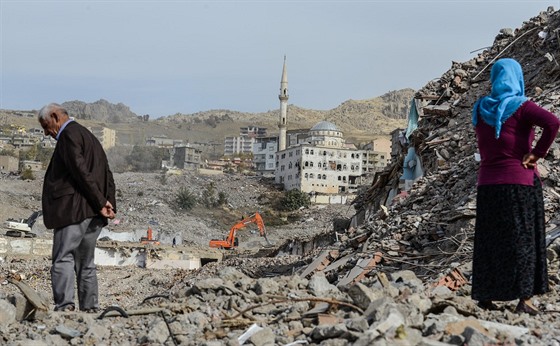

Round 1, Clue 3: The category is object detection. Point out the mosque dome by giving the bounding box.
[310,121,339,132]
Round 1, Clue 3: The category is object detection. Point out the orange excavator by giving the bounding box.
[209,212,271,249]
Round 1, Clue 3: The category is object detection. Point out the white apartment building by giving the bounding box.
[223,136,256,156]
[253,136,278,175]
[275,121,379,194]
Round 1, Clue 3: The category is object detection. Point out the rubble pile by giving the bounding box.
[3,7,560,346]
[344,6,560,279]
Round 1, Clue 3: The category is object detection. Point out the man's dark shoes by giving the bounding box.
[55,304,75,312]
[477,301,499,311]
[515,301,539,315]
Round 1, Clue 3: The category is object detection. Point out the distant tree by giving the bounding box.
[17,144,53,168]
[278,189,311,211]
[201,182,217,208]
[126,146,168,172]
[20,167,35,181]
[174,186,197,211]
[36,147,54,167]
[106,146,133,173]
[19,145,38,161]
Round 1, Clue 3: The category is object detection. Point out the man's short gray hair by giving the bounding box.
[37,103,68,121]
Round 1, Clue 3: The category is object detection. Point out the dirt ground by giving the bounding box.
[0,170,353,249]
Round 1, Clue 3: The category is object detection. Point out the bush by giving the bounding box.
[0,148,17,157]
[279,189,311,211]
[217,191,228,207]
[201,182,229,208]
[21,167,35,181]
[126,145,168,172]
[158,172,168,185]
[174,186,197,211]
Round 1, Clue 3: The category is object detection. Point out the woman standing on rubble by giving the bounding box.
[471,58,560,315]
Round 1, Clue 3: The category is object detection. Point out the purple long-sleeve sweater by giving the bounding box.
[475,100,560,186]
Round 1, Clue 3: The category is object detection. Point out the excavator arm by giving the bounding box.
[209,212,271,249]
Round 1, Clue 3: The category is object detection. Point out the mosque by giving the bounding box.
[273,58,391,202]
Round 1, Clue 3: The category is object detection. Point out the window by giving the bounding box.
[305,148,309,154]
[310,173,314,178]
[322,174,326,179]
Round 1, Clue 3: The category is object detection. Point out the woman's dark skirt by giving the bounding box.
[472,176,549,301]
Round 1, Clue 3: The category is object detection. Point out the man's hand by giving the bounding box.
[522,153,539,169]
[100,201,116,219]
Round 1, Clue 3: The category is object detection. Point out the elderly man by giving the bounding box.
[38,103,116,312]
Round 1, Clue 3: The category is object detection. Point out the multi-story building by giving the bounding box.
[172,145,202,170]
[361,138,392,172]
[275,121,373,195]
[252,136,278,175]
[90,126,117,150]
[240,126,267,138]
[11,135,37,148]
[224,136,256,156]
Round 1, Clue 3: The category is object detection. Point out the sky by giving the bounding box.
[1,0,558,118]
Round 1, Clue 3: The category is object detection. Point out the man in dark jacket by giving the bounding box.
[38,103,116,312]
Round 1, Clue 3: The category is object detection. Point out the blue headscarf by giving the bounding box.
[472,58,528,138]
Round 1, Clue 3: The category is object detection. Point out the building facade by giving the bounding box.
[252,136,278,175]
[0,155,19,172]
[146,136,183,148]
[275,121,391,197]
[224,136,256,156]
[90,126,117,150]
[172,145,202,170]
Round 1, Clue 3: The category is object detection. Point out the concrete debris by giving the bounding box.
[3,7,560,346]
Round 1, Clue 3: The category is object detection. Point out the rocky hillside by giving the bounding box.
[157,89,413,138]
[61,99,140,123]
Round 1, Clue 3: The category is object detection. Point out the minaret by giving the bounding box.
[278,56,288,151]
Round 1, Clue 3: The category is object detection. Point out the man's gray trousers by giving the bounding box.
[51,217,103,311]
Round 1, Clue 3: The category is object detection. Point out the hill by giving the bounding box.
[151,88,413,149]
[1,89,413,156]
